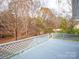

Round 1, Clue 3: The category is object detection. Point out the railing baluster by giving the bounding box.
[0,34,48,59]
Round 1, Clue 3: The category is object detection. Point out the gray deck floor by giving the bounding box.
[11,39,79,59]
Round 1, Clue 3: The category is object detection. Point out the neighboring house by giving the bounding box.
[72,0,79,29]
[72,0,79,21]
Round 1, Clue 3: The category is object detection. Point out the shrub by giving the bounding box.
[60,17,68,33]
[72,29,79,34]
[60,17,79,34]
[0,34,14,38]
[43,28,53,33]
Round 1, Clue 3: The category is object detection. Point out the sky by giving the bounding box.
[43,0,72,18]
[44,0,58,9]
[0,0,72,18]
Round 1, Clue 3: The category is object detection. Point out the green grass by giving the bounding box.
[50,38,79,42]
[64,39,79,42]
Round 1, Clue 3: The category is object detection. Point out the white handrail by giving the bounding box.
[0,34,48,59]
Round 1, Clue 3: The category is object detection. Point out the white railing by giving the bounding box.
[0,34,49,59]
[0,33,79,59]
[51,33,79,40]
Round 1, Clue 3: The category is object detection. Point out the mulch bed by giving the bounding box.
[0,37,16,44]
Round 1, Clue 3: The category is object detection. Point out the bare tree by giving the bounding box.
[8,0,41,39]
[0,11,16,36]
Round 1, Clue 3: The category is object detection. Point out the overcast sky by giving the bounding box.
[42,0,72,18]
[44,0,58,9]
[0,0,72,18]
